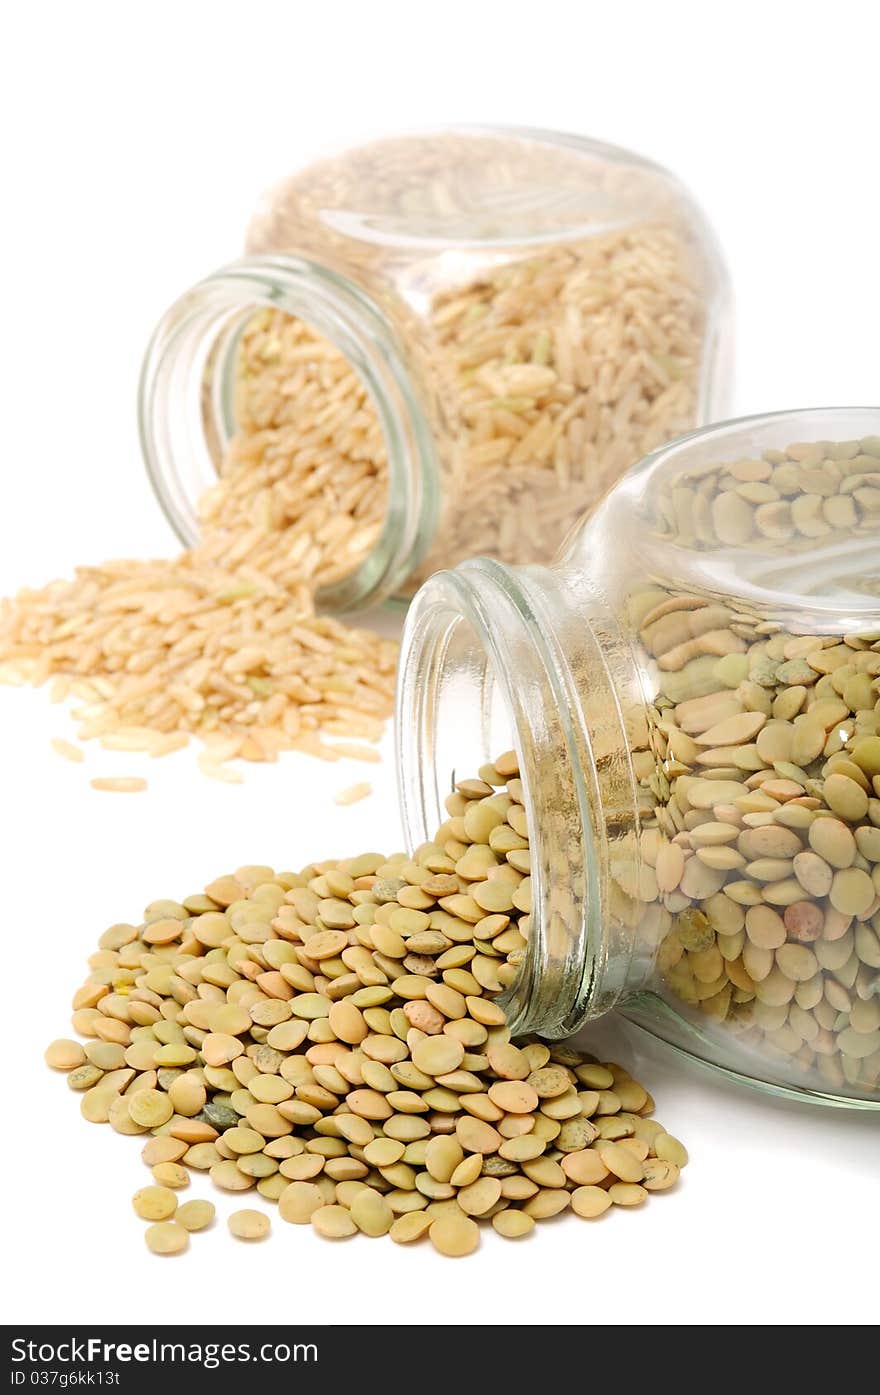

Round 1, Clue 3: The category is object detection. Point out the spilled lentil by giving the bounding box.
[47,752,685,1256]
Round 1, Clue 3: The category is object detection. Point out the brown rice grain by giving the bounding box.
[51,738,84,763]
[335,782,372,806]
[90,777,148,794]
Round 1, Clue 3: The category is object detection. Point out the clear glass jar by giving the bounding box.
[139,126,731,611]
[398,407,880,1110]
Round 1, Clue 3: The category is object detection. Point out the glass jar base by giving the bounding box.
[622,995,880,1111]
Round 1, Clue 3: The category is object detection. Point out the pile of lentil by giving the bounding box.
[626,435,880,1097]
[45,751,686,1257]
[0,312,395,779]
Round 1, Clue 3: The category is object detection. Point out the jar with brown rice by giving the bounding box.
[140,126,730,610]
[398,407,880,1109]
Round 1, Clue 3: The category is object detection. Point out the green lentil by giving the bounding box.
[46,771,686,1258]
[389,1211,433,1244]
[350,1188,394,1237]
[626,435,880,1103]
[571,1186,613,1218]
[228,1209,271,1240]
[132,1186,177,1221]
[144,1221,189,1256]
[175,1199,216,1232]
[151,1162,190,1189]
[430,1211,480,1257]
[128,1089,174,1129]
[45,1039,87,1071]
[492,1209,535,1238]
[311,1205,357,1239]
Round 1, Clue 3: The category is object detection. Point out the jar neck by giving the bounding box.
[398,556,656,1039]
[138,254,440,611]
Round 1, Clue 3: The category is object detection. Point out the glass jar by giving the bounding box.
[398,407,880,1109]
[139,126,731,611]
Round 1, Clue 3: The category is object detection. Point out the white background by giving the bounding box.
[1,0,878,1328]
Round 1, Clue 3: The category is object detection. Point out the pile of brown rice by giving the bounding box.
[0,313,396,778]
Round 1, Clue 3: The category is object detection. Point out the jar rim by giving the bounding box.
[138,254,441,612]
[397,556,608,1038]
[614,404,880,493]
[674,400,879,435]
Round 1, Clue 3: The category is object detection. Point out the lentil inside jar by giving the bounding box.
[397,411,880,1107]
[626,431,880,1101]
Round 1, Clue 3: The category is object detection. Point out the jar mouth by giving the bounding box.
[138,255,440,612]
[397,557,605,1038]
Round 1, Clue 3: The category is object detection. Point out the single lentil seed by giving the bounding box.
[228,1209,271,1240]
[151,1162,190,1189]
[145,1221,188,1255]
[132,1186,178,1221]
[429,1212,480,1257]
[492,1209,535,1238]
[311,1205,357,1239]
[175,1199,216,1232]
[571,1186,613,1219]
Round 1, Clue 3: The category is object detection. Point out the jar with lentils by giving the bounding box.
[398,407,880,1108]
[139,126,730,610]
